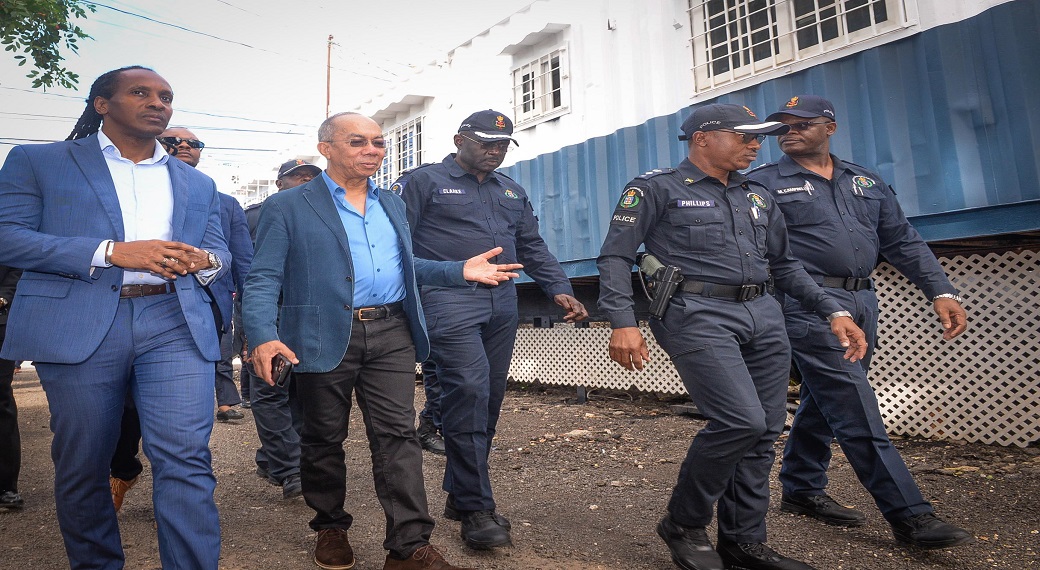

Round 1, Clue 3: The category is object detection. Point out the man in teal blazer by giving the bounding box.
[0,66,229,570]
[243,112,518,570]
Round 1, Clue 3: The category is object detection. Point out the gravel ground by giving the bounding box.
[1,367,1038,569]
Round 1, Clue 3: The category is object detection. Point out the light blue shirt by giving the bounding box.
[322,172,405,307]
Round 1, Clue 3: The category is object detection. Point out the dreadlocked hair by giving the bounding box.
[66,65,154,141]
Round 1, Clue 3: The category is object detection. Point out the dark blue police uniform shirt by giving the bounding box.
[597,158,842,329]
[747,154,957,299]
[392,154,572,298]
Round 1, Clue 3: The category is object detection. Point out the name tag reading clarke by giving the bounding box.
[438,188,466,195]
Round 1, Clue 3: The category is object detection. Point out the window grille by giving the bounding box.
[689,0,906,92]
[375,116,423,189]
[512,47,569,128]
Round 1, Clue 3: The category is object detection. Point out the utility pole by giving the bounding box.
[326,35,333,118]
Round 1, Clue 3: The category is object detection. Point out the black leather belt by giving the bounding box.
[119,282,176,298]
[814,275,873,291]
[353,301,404,321]
[679,280,767,302]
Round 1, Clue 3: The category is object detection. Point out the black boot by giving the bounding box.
[891,513,973,549]
[656,516,723,570]
[416,416,446,455]
[780,493,867,527]
[716,537,817,570]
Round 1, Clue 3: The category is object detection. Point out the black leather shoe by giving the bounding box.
[0,490,24,510]
[444,495,511,528]
[460,510,512,550]
[780,493,867,527]
[216,408,244,422]
[241,399,252,409]
[655,516,723,570]
[417,417,446,455]
[891,513,973,549]
[716,537,817,570]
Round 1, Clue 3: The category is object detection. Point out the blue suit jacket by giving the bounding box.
[242,176,467,374]
[214,192,253,331]
[0,134,231,363]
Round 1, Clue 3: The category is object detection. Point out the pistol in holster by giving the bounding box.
[637,253,683,319]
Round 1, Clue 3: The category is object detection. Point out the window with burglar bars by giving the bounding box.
[688,0,908,92]
[375,117,423,189]
[512,47,569,127]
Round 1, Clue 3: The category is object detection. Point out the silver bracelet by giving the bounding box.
[826,310,852,323]
[932,293,963,303]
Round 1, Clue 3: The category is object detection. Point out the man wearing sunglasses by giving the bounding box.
[748,95,971,550]
[392,110,587,550]
[598,103,869,570]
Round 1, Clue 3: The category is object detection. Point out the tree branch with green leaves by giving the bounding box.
[1,0,96,89]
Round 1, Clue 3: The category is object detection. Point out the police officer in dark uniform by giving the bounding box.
[598,103,868,570]
[748,95,972,549]
[393,109,588,550]
[238,158,321,499]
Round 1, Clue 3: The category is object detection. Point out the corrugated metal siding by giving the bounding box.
[505,0,1040,277]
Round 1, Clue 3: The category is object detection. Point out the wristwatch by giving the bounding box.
[932,293,963,303]
[826,310,853,323]
[205,250,222,271]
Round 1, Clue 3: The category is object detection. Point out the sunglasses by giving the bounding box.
[715,130,764,144]
[460,134,511,153]
[158,137,205,149]
[784,120,833,131]
[326,138,387,149]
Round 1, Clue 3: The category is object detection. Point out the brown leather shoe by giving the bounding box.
[109,475,138,513]
[382,544,474,570]
[314,528,355,569]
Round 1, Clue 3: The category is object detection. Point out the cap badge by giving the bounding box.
[785,96,800,108]
[742,106,757,118]
[495,115,506,130]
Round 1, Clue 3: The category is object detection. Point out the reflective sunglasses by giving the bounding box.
[784,120,834,131]
[715,130,764,144]
[158,136,205,149]
[326,137,387,149]
[459,134,511,153]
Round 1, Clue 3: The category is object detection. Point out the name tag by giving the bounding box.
[438,188,466,195]
[675,199,715,208]
[776,181,815,195]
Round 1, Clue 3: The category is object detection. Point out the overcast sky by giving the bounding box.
[0,0,532,176]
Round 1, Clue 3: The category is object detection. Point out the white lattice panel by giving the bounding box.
[509,249,1040,447]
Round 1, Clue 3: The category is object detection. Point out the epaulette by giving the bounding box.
[399,162,437,177]
[244,202,263,212]
[635,168,676,180]
[746,162,775,174]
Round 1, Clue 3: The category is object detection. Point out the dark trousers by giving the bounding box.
[110,400,143,481]
[0,324,19,492]
[295,313,433,559]
[422,286,518,512]
[418,360,441,429]
[247,361,303,483]
[215,330,241,407]
[779,288,931,522]
[652,293,790,544]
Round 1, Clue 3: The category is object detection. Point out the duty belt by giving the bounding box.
[679,280,767,302]
[813,275,873,291]
[353,301,405,321]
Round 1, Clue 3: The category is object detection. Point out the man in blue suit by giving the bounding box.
[0,66,229,570]
[244,112,520,570]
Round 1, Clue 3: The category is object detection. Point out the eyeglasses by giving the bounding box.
[784,120,833,131]
[325,138,387,149]
[459,134,511,153]
[715,130,764,144]
[158,137,205,149]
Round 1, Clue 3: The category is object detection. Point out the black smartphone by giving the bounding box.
[273,354,293,387]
